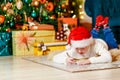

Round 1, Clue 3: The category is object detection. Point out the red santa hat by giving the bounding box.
[67,26,93,48]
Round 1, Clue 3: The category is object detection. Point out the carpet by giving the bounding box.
[22,56,120,73]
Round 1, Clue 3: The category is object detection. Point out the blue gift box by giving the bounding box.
[0,32,12,56]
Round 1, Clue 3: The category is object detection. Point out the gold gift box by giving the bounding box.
[34,41,67,56]
[12,30,55,56]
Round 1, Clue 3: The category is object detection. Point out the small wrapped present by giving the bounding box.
[34,41,51,56]
[29,24,54,30]
[34,41,67,56]
[55,30,67,41]
[58,18,78,31]
[0,32,12,56]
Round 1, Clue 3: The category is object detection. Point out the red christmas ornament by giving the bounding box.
[46,2,54,11]
[0,15,5,23]
[39,0,46,4]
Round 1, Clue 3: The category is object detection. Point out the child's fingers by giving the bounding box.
[66,58,76,64]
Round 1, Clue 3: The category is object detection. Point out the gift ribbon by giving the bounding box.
[15,32,35,51]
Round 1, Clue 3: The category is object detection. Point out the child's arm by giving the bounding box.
[89,48,112,64]
[52,51,68,64]
[89,39,112,64]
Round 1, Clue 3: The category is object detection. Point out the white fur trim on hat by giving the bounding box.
[71,37,93,48]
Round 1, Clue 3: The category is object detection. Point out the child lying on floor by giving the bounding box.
[52,27,112,65]
[52,15,118,65]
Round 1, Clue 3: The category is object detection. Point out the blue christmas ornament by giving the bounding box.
[31,10,37,18]
[24,0,32,4]
[10,22,15,27]
[9,0,13,3]
[45,16,49,20]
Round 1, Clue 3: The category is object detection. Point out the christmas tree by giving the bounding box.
[0,0,83,32]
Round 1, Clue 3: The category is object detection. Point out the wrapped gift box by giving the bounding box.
[34,41,67,56]
[29,24,54,30]
[12,30,55,56]
[55,30,67,41]
[0,32,12,56]
[58,18,78,31]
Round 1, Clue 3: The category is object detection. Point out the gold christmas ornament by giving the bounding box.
[61,4,66,8]
[6,2,12,9]
[2,5,7,11]
[7,9,14,15]
[33,0,40,7]
[16,0,23,10]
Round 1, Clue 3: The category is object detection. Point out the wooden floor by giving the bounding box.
[0,56,120,80]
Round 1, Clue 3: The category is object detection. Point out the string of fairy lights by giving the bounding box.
[70,0,84,21]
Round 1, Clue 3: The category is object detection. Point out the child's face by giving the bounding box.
[75,46,89,54]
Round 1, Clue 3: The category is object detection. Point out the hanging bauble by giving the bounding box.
[45,16,49,20]
[10,21,15,28]
[39,0,46,4]
[16,0,23,10]
[6,2,12,9]
[46,2,54,12]
[31,10,37,18]
[2,5,7,11]
[33,0,40,7]
[24,0,32,4]
[9,0,13,3]
[61,4,66,9]
[0,15,5,23]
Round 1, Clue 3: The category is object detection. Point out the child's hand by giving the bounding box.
[66,57,77,65]
[76,59,91,65]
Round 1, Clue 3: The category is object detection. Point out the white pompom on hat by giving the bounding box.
[67,26,93,48]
